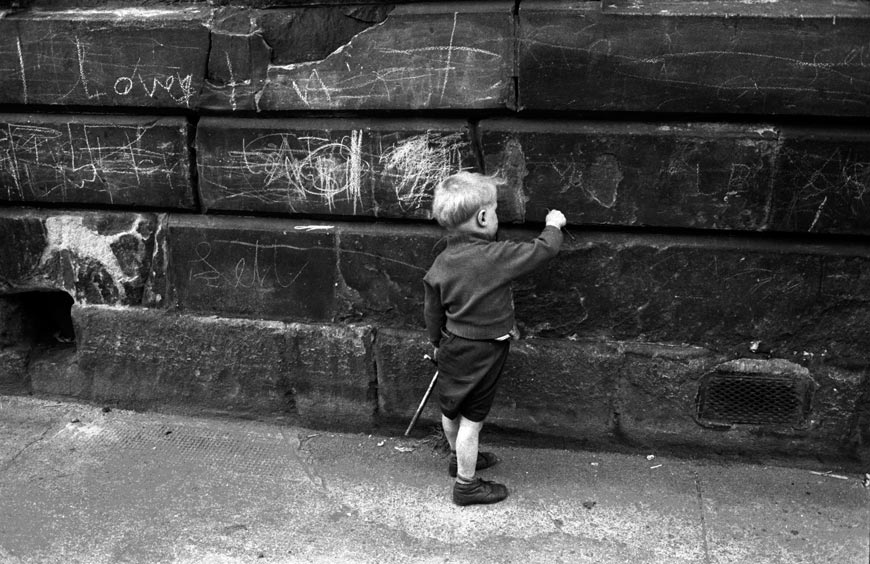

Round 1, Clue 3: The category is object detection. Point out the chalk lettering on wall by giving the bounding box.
[188,239,314,289]
[12,34,197,107]
[0,122,179,202]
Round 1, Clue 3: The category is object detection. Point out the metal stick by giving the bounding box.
[404,355,438,436]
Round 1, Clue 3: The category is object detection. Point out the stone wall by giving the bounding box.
[1,0,869,463]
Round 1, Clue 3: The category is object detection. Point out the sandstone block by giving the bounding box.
[518,231,870,368]
[375,328,618,442]
[196,118,474,218]
[617,353,869,458]
[0,114,195,209]
[167,215,338,320]
[480,119,777,229]
[73,305,376,424]
[519,0,870,116]
[771,127,870,234]
[0,210,156,306]
[256,2,515,110]
[0,345,29,394]
[0,7,209,108]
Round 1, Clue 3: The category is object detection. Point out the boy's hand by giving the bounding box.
[545,209,567,229]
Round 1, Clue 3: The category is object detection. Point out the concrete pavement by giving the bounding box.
[0,395,867,564]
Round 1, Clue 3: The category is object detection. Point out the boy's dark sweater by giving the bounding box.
[423,226,563,347]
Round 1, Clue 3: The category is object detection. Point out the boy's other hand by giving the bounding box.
[545,209,567,229]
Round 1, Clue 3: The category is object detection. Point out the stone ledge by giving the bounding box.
[71,305,376,426]
[376,327,869,460]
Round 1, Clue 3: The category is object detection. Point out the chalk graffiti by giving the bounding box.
[779,146,870,231]
[0,122,179,202]
[380,132,467,212]
[14,34,197,107]
[203,129,468,215]
[260,11,506,109]
[188,239,313,290]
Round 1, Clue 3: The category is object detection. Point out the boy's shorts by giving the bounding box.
[437,330,510,422]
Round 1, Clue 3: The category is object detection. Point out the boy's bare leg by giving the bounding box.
[455,416,484,481]
[441,414,459,452]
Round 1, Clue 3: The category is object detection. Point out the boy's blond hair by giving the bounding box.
[431,171,497,229]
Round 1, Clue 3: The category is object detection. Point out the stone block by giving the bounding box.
[375,328,619,442]
[617,354,869,458]
[0,114,195,209]
[27,345,88,398]
[519,0,870,116]
[73,305,376,424]
[196,118,474,218]
[517,230,870,369]
[0,7,209,108]
[0,210,156,306]
[336,223,441,326]
[256,2,515,110]
[0,345,30,394]
[374,328,442,427]
[0,295,30,346]
[480,119,778,229]
[199,7,272,112]
[166,215,338,320]
[770,126,870,235]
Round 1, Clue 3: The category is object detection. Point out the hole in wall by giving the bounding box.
[5,290,76,347]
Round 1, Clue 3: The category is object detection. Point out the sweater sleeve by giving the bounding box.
[494,225,564,281]
[423,279,446,347]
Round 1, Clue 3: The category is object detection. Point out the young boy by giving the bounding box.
[423,171,566,506]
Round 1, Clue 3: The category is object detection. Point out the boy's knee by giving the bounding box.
[458,416,484,433]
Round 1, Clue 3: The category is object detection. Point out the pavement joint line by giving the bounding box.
[693,473,712,564]
[0,403,72,474]
[280,427,327,490]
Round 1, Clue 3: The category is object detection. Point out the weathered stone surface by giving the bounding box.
[167,215,338,320]
[375,328,619,442]
[27,346,87,398]
[518,231,870,369]
[256,2,514,110]
[481,119,778,229]
[0,114,195,209]
[0,210,156,306]
[0,345,29,394]
[0,295,29,345]
[0,7,209,108]
[199,7,272,112]
[162,217,870,369]
[771,127,870,234]
[617,354,869,458]
[519,0,870,116]
[377,329,867,457]
[337,223,440,325]
[196,118,474,218]
[73,305,376,424]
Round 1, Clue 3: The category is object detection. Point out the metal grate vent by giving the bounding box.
[696,372,813,426]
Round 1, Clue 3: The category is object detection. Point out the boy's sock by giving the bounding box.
[456,474,474,485]
[448,450,500,477]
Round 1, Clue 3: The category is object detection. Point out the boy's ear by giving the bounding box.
[477,208,488,226]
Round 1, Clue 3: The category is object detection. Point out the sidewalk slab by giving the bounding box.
[0,396,867,564]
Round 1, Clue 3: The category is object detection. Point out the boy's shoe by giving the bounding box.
[452,477,509,506]
[448,451,499,477]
